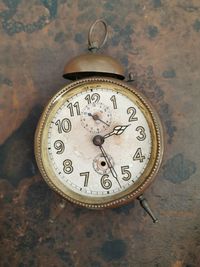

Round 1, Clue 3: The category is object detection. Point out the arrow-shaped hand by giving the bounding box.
[104,125,130,139]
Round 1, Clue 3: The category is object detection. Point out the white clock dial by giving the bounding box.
[47,87,152,198]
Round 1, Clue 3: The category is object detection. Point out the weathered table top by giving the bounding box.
[0,1,200,266]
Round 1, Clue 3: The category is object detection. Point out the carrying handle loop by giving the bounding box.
[88,19,108,52]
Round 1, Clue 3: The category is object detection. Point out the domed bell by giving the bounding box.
[63,53,125,81]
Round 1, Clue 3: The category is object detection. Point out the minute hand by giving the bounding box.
[99,145,121,188]
[104,125,130,139]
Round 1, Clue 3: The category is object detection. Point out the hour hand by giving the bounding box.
[104,125,130,139]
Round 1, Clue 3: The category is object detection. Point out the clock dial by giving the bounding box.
[35,78,162,208]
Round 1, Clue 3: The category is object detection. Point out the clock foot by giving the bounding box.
[137,195,158,223]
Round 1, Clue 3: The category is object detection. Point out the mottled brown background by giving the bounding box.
[0,0,200,266]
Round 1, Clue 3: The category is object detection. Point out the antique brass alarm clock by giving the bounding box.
[35,20,163,222]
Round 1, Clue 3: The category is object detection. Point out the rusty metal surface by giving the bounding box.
[0,0,199,266]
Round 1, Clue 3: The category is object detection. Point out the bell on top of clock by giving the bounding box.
[63,19,125,80]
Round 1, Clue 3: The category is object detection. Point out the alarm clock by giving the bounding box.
[35,20,163,222]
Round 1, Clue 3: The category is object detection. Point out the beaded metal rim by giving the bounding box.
[35,77,164,209]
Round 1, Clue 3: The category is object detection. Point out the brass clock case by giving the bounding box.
[35,77,164,209]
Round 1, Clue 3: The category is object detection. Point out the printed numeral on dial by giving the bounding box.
[133,148,145,162]
[55,118,71,133]
[127,107,138,122]
[101,174,112,189]
[54,140,65,154]
[110,95,117,109]
[85,93,100,104]
[67,102,80,117]
[136,126,146,141]
[63,159,73,174]
[80,172,90,187]
[121,166,131,181]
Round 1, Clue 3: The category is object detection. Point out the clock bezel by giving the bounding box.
[35,77,164,209]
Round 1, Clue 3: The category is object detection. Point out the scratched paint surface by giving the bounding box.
[0,0,200,266]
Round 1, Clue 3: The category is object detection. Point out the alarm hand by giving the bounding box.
[88,113,110,127]
[93,135,121,188]
[104,124,130,139]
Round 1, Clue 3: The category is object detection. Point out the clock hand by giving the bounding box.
[104,124,130,139]
[99,145,121,188]
[93,135,121,188]
[88,113,110,127]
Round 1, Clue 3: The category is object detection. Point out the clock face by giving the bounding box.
[35,78,163,208]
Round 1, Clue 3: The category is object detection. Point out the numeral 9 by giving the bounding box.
[54,140,65,154]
